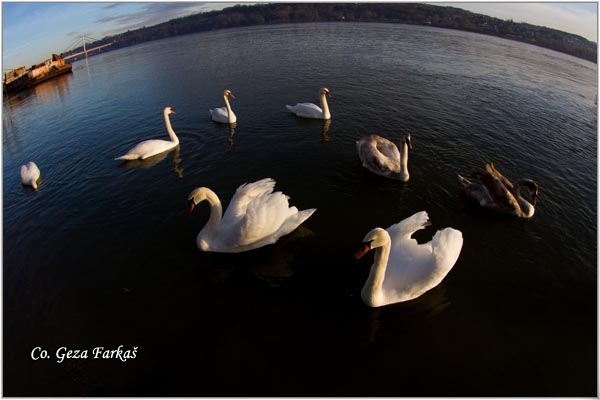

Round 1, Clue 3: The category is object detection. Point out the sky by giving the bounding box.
[2,1,598,70]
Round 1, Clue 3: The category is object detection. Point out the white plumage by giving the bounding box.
[355,211,463,307]
[20,161,41,190]
[187,178,316,253]
[115,107,178,160]
[210,89,237,124]
[286,87,332,120]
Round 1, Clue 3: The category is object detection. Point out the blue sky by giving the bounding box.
[2,2,598,70]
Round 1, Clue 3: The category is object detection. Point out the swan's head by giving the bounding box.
[164,107,176,115]
[354,228,389,260]
[187,187,213,213]
[516,179,539,206]
[224,89,235,99]
[319,87,331,97]
[403,133,412,151]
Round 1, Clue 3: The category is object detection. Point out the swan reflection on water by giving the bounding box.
[321,119,331,143]
[362,284,451,344]
[227,123,236,151]
[198,225,315,289]
[117,145,183,178]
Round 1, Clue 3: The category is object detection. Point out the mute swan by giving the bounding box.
[286,87,332,120]
[187,178,316,253]
[210,89,237,124]
[354,211,463,307]
[115,107,178,160]
[458,163,538,218]
[357,134,411,181]
[20,161,41,189]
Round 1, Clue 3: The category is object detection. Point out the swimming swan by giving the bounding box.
[115,107,178,160]
[357,134,411,181]
[187,178,316,253]
[355,211,463,307]
[20,161,41,189]
[458,163,538,218]
[210,89,237,124]
[286,87,332,120]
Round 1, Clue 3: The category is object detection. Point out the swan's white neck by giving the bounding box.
[361,231,391,307]
[400,140,410,181]
[514,181,535,218]
[164,111,179,145]
[320,93,331,120]
[196,189,223,251]
[223,95,235,123]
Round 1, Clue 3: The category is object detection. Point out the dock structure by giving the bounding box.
[3,53,72,96]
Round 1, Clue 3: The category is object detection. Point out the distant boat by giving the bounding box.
[3,53,72,96]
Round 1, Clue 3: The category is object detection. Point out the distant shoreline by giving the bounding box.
[64,3,597,64]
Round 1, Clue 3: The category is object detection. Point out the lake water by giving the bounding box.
[3,22,597,396]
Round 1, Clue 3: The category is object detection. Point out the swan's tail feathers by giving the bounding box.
[295,207,317,226]
[277,208,316,239]
[387,211,431,239]
[457,174,472,188]
[285,105,295,113]
[115,153,139,161]
[431,227,463,273]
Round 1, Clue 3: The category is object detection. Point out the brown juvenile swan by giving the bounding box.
[458,163,538,218]
[356,133,412,182]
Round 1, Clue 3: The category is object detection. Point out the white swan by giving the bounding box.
[286,87,332,120]
[115,107,178,160]
[357,134,411,181]
[210,89,237,124]
[458,163,538,218]
[354,211,463,307]
[187,178,316,253]
[20,161,41,189]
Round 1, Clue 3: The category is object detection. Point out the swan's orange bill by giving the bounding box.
[354,244,370,260]
[187,200,195,214]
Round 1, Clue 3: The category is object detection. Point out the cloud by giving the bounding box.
[93,2,222,38]
[442,2,597,42]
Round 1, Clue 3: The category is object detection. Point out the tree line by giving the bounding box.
[65,3,597,63]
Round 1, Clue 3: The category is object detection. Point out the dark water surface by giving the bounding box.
[3,23,597,396]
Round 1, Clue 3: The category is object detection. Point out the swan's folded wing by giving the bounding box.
[358,137,401,174]
[477,169,521,213]
[383,238,435,301]
[486,163,514,190]
[19,165,29,181]
[375,136,401,161]
[221,178,277,227]
[383,226,462,302]
[295,102,322,112]
[228,191,295,247]
[431,228,463,273]
[115,139,175,160]
[210,107,228,119]
[288,102,323,118]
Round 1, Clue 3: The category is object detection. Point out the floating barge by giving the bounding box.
[3,54,72,96]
